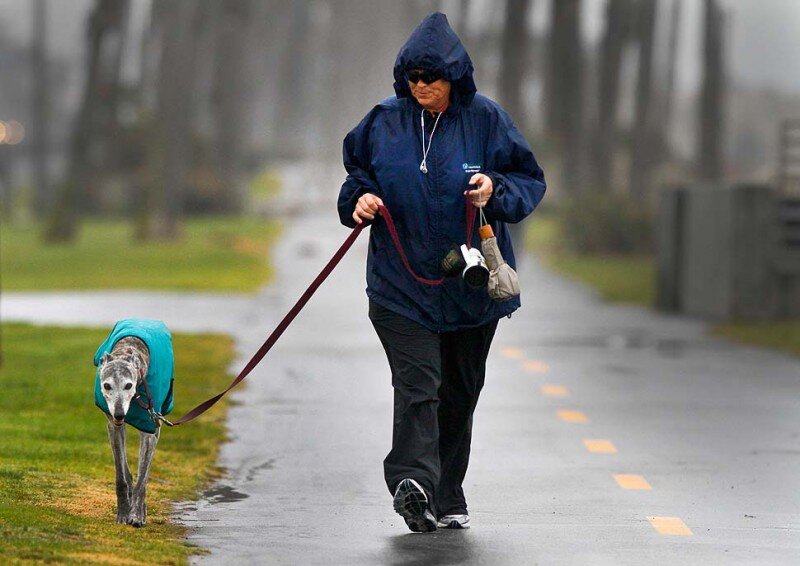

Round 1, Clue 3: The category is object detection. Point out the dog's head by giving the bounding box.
[99,352,142,426]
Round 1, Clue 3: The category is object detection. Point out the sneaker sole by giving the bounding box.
[437,519,470,529]
[393,479,437,533]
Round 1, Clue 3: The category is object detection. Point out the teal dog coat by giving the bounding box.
[94,318,175,433]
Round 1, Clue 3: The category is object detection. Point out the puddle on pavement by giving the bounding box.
[202,484,249,504]
[542,334,646,349]
[173,501,198,514]
[245,458,276,483]
[540,334,720,358]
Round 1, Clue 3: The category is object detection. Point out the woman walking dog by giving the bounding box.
[338,13,546,532]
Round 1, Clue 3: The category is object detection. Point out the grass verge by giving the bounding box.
[526,212,655,306]
[527,211,800,359]
[1,217,281,292]
[712,321,800,357]
[0,323,236,564]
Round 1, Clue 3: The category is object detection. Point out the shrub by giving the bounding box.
[558,192,654,254]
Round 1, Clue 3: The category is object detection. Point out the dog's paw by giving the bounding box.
[115,512,130,525]
[127,516,146,528]
[127,507,147,527]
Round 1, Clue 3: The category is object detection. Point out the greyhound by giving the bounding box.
[97,336,160,527]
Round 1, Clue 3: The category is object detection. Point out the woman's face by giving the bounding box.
[407,69,452,113]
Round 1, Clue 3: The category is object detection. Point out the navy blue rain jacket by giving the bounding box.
[338,12,546,332]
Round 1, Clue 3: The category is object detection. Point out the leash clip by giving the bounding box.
[148,407,175,427]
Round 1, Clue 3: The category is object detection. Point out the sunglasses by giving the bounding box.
[406,69,442,84]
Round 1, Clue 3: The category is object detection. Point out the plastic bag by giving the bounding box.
[481,235,520,301]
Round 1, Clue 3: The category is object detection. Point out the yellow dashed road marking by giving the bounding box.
[613,474,652,490]
[522,359,550,373]
[583,439,617,453]
[647,516,693,536]
[501,347,524,360]
[557,410,588,423]
[541,384,568,397]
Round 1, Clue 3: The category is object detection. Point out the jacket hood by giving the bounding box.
[393,12,476,107]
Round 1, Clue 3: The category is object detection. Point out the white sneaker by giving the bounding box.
[437,514,470,529]
[393,479,437,533]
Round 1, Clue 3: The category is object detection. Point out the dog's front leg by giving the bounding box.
[128,427,160,527]
[107,418,133,524]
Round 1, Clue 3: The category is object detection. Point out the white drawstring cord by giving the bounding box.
[419,109,442,174]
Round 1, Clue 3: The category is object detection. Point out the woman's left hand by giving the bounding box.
[465,173,493,208]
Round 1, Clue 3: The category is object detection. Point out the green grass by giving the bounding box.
[712,321,800,357]
[527,213,654,305]
[0,323,237,565]
[527,212,800,359]
[248,168,282,200]
[1,217,281,292]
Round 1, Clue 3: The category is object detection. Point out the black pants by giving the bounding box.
[369,300,498,517]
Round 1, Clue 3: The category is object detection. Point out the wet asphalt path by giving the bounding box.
[4,180,800,564]
[180,203,800,564]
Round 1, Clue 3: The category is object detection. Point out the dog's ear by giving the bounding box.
[100,352,113,366]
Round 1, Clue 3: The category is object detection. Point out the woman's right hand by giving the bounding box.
[353,193,384,224]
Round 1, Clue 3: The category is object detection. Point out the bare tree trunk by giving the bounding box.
[79,0,130,212]
[629,0,658,201]
[546,0,583,192]
[322,0,409,162]
[698,0,725,181]
[98,0,131,179]
[457,0,471,39]
[273,0,312,159]
[136,0,160,113]
[138,0,199,240]
[659,0,682,152]
[31,0,49,218]
[592,0,632,194]
[498,0,533,254]
[499,0,532,129]
[44,0,125,242]
[210,0,252,213]
[184,0,223,140]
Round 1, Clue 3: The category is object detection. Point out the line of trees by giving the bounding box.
[16,0,726,245]
[29,0,302,242]
[459,0,727,202]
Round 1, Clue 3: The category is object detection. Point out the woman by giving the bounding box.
[338,12,546,533]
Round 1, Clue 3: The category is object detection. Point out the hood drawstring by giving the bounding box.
[419,109,443,174]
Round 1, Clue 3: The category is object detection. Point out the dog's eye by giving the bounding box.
[103,383,112,391]
[124,383,133,390]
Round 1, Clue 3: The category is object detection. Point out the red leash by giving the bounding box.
[376,200,477,286]
[163,200,477,426]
